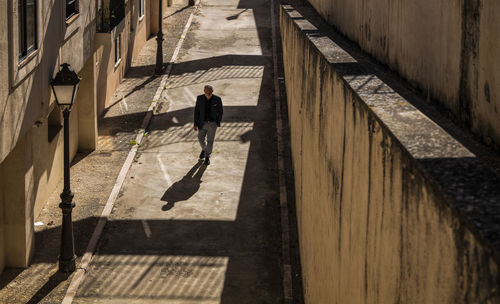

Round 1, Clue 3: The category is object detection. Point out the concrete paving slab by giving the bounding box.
[200,0,243,7]
[163,76,264,110]
[140,129,253,154]
[195,8,264,31]
[111,154,247,221]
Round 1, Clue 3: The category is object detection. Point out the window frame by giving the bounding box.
[18,0,38,61]
[139,0,145,20]
[10,0,42,89]
[65,0,79,20]
[114,33,121,66]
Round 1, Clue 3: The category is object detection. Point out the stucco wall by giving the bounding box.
[0,0,94,272]
[281,5,500,303]
[128,0,153,63]
[305,0,500,149]
[150,0,169,35]
[95,19,128,116]
[0,0,96,164]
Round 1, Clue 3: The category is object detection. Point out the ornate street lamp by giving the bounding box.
[155,0,164,74]
[50,63,80,273]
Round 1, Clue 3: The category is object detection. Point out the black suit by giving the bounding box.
[194,94,223,158]
[194,94,223,129]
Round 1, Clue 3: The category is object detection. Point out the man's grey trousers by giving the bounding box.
[198,121,217,157]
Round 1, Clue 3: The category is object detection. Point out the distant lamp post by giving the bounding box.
[50,63,80,273]
[155,0,164,74]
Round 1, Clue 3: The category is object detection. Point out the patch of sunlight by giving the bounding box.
[76,254,228,303]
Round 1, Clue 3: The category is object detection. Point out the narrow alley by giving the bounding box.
[4,0,500,302]
[72,0,283,302]
[0,0,293,303]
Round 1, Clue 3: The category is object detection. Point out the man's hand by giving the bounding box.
[193,126,198,131]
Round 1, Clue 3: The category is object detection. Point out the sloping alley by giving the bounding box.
[70,0,284,303]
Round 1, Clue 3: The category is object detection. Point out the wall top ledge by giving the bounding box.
[281,3,500,252]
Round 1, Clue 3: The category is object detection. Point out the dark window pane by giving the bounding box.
[19,0,26,57]
[19,0,37,59]
[114,35,121,63]
[26,0,36,52]
[97,0,125,32]
[66,0,77,19]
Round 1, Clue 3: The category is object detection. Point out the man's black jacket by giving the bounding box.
[194,94,223,128]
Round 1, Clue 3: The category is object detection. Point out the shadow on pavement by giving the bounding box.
[161,160,207,211]
[25,272,71,304]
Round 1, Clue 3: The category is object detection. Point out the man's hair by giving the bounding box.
[204,85,213,91]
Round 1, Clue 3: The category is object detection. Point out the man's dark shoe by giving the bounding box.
[199,150,206,159]
[205,157,210,165]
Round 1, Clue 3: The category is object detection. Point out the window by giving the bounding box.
[18,0,37,59]
[66,0,78,19]
[139,0,145,19]
[97,0,126,32]
[114,34,121,64]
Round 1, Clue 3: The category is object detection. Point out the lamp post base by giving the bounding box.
[155,0,164,75]
[155,66,164,75]
[59,257,76,273]
[155,33,164,75]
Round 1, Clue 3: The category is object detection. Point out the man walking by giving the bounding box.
[194,85,223,165]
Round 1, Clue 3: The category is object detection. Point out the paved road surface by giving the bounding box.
[72,0,283,303]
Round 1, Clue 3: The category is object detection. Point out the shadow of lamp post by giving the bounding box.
[50,63,80,273]
[155,0,164,74]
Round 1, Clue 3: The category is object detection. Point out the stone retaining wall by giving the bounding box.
[304,0,500,150]
[280,4,500,303]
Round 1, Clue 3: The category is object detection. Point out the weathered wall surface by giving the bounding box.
[95,19,128,116]
[281,5,500,303]
[129,0,153,63]
[0,0,155,274]
[305,0,500,149]
[0,0,96,164]
[0,0,94,272]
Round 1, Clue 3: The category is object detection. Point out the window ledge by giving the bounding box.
[114,58,122,68]
[139,14,145,22]
[66,13,80,26]
[18,49,40,69]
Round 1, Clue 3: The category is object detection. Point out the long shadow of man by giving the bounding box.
[161,160,207,211]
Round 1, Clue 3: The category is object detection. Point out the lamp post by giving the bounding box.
[50,63,80,273]
[155,0,164,74]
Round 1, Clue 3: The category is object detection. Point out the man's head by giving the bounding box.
[204,85,213,99]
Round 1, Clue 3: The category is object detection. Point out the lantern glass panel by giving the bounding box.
[53,85,75,106]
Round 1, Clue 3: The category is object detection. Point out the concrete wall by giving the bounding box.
[281,5,500,303]
[305,0,500,150]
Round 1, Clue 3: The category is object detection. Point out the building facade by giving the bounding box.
[0,0,166,274]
